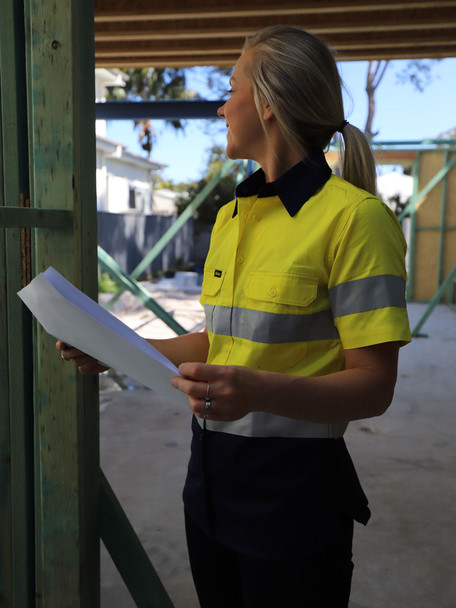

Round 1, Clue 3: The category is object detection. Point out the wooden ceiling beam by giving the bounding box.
[95,43,456,68]
[337,45,456,60]
[95,29,456,58]
[93,0,456,65]
[95,7,456,42]
[96,40,241,58]
[95,55,239,68]
[94,0,456,22]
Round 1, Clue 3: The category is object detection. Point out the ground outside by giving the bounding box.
[98,287,456,608]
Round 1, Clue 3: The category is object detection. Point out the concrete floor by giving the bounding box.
[99,295,456,608]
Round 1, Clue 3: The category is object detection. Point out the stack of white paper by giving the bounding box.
[17,266,188,407]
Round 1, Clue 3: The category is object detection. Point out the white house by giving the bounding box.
[95,69,166,214]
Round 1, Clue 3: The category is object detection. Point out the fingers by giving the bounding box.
[56,340,109,374]
[178,361,231,383]
[172,374,207,401]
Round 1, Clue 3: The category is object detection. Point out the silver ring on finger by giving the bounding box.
[204,383,212,419]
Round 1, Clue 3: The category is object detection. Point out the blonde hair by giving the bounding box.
[243,25,376,195]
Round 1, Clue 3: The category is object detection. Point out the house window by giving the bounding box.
[128,186,136,209]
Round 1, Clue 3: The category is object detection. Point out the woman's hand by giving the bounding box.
[171,342,401,424]
[56,340,109,375]
[171,362,260,422]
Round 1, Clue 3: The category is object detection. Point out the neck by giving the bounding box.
[258,126,305,183]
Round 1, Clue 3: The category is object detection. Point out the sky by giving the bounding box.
[106,57,456,184]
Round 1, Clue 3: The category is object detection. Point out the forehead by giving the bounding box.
[231,49,255,82]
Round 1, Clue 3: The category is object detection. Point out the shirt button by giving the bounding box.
[237,255,244,264]
[224,344,230,353]
[252,214,260,222]
[269,287,277,297]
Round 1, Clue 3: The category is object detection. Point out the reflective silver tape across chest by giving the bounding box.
[204,304,340,343]
[197,412,348,439]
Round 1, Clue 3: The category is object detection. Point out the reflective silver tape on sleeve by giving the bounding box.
[196,411,348,439]
[205,304,339,344]
[329,274,406,318]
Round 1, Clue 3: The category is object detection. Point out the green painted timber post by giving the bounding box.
[437,150,450,288]
[405,152,420,301]
[24,0,99,605]
[0,2,35,605]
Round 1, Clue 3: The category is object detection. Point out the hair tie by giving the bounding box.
[337,119,349,133]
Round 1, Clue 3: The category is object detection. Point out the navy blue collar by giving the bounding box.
[233,148,332,218]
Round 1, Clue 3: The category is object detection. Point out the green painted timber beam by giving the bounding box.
[412,264,456,337]
[101,470,175,608]
[398,155,456,222]
[104,157,237,311]
[98,246,188,336]
[0,207,73,228]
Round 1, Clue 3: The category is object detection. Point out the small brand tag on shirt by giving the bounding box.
[214,269,222,278]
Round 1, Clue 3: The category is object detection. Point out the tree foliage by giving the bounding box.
[175,145,240,225]
[438,126,456,140]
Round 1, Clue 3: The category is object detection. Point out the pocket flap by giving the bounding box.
[245,272,318,307]
[201,267,226,296]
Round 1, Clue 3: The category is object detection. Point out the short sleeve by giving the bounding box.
[328,197,411,350]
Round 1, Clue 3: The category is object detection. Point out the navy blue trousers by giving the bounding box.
[185,513,354,608]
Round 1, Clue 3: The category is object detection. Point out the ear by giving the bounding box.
[262,102,274,122]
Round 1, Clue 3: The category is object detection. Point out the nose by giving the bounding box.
[217,102,225,118]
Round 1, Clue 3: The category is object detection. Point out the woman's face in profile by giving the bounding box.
[217,50,268,163]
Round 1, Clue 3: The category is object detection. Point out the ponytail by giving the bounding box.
[338,123,377,196]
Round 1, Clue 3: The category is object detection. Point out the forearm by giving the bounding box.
[257,366,394,424]
[146,330,209,368]
[174,342,399,423]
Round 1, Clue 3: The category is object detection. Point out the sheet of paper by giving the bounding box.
[17,266,188,407]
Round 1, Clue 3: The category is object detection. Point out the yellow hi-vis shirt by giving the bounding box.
[199,153,411,439]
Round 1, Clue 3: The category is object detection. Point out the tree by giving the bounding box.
[364,59,440,140]
[106,68,198,155]
[175,145,240,225]
[437,126,456,140]
[364,60,389,139]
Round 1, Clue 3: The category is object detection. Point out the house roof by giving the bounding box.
[96,135,166,170]
[94,0,456,68]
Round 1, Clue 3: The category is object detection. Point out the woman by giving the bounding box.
[59,25,411,607]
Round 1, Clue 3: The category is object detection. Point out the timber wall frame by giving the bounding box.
[398,147,456,302]
[1,1,100,605]
[1,3,178,606]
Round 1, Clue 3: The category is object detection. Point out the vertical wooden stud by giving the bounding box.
[0,2,35,606]
[24,0,99,605]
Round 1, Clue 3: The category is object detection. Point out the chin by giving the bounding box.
[225,146,240,160]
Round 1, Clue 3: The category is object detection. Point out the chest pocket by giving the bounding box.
[201,267,226,300]
[244,271,318,313]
